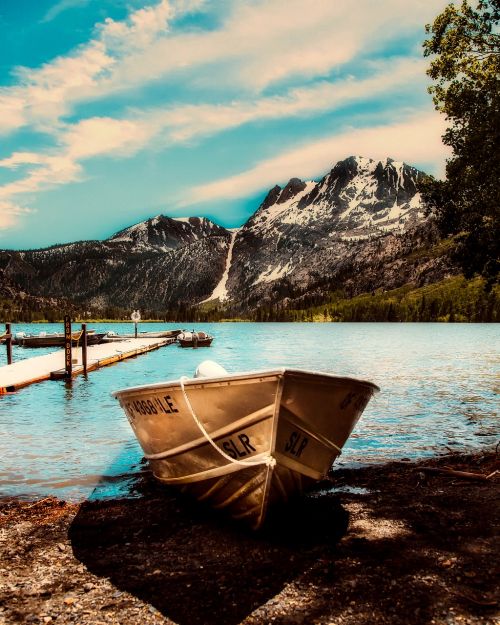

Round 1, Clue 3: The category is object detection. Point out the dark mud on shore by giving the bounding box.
[0,450,498,625]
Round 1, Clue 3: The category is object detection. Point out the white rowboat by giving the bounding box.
[113,361,379,530]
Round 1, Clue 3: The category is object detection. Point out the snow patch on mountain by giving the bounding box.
[253,261,293,285]
[111,221,148,243]
[202,229,239,302]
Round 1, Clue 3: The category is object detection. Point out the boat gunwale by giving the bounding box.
[112,367,380,398]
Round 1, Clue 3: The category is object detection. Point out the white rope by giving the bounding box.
[179,376,276,469]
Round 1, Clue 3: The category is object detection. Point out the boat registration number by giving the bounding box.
[125,394,179,419]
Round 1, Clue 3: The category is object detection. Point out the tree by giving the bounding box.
[422,0,499,284]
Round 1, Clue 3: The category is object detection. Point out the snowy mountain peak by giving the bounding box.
[245,180,316,233]
[277,178,307,204]
[1,155,450,315]
[108,214,228,251]
[234,155,428,254]
[221,155,436,303]
[259,178,307,210]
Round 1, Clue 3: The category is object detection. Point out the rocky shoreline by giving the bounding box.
[1,450,498,625]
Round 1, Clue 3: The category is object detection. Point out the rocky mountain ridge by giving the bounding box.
[0,156,457,315]
[244,156,424,241]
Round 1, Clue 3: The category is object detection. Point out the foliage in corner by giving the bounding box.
[422,0,499,285]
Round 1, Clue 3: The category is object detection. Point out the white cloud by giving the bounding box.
[98,0,174,52]
[0,0,447,135]
[0,58,430,211]
[0,200,33,230]
[102,0,446,93]
[0,0,450,232]
[2,41,115,131]
[155,58,428,142]
[41,0,91,24]
[185,113,450,204]
[0,152,48,168]
[0,94,26,133]
[0,155,81,199]
[0,117,153,203]
[63,117,155,159]
[0,0,196,134]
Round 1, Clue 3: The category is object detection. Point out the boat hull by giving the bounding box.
[178,338,213,348]
[17,331,101,348]
[103,330,183,341]
[114,369,378,529]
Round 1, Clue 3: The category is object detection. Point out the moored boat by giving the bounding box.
[101,329,183,342]
[177,330,213,348]
[15,329,103,348]
[84,332,107,346]
[113,360,379,529]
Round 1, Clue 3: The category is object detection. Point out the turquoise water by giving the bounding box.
[0,322,498,501]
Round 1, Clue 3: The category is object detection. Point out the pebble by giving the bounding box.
[1,452,497,625]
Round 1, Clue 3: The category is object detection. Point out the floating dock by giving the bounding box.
[0,337,175,393]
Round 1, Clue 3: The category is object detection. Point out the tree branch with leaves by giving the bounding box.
[422,0,499,285]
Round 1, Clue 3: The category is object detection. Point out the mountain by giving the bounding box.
[0,156,459,318]
[221,156,452,309]
[0,216,231,312]
[109,215,228,251]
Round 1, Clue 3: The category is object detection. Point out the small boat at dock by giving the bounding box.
[15,330,105,348]
[113,360,379,529]
[101,329,183,342]
[85,332,108,346]
[177,330,213,348]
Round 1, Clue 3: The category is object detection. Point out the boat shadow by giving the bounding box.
[69,472,349,625]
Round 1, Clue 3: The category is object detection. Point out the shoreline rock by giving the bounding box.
[1,450,498,625]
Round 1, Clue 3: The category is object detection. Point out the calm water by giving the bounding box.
[0,322,498,501]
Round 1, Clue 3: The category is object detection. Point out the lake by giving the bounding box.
[0,322,498,501]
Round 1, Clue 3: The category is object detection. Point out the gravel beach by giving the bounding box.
[1,450,498,625]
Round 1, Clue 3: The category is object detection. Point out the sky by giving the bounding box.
[0,0,452,250]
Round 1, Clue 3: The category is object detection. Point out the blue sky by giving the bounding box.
[0,0,451,249]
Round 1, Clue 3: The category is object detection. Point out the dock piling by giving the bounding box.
[64,316,72,380]
[82,323,88,375]
[6,323,12,365]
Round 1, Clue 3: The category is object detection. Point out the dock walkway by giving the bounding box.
[0,337,175,392]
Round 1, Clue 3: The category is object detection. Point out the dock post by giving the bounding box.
[6,323,12,365]
[64,316,72,380]
[131,310,141,338]
[82,323,87,375]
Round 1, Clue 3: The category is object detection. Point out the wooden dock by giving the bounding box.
[0,337,175,393]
